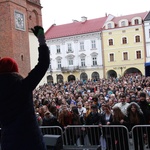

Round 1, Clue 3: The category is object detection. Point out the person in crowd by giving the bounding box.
[42,111,62,127]
[110,106,129,150]
[138,92,150,148]
[127,102,146,150]
[130,94,137,103]
[86,104,101,145]
[58,105,72,127]
[99,104,113,150]
[0,26,49,150]
[112,93,129,115]
[77,101,86,124]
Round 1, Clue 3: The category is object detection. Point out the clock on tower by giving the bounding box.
[14,11,25,30]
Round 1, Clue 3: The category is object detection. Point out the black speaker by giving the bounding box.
[43,134,63,150]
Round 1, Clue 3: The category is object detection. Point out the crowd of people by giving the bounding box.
[33,73,150,150]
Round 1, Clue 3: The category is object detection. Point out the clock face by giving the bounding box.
[15,11,25,30]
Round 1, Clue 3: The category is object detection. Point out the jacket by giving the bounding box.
[0,45,49,150]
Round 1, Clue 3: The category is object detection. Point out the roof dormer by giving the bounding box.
[131,17,142,25]
[105,21,115,29]
[119,19,128,27]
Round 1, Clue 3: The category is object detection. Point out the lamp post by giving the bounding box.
[118,66,126,76]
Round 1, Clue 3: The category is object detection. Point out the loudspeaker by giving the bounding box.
[43,134,63,150]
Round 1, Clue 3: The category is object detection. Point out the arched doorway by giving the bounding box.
[68,75,76,82]
[80,72,88,82]
[47,75,53,83]
[107,70,117,78]
[91,72,100,81]
[57,74,64,83]
[124,68,142,76]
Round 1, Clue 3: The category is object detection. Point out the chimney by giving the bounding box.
[72,19,78,23]
[81,16,87,22]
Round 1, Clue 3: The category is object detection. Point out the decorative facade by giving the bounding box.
[102,12,149,78]
[45,12,150,83]
[45,15,114,83]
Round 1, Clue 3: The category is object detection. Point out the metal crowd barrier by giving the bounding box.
[63,125,101,149]
[131,125,150,150]
[1,125,150,150]
[63,125,131,150]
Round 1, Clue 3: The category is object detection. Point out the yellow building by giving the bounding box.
[102,12,148,78]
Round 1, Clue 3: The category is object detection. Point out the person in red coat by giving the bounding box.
[0,26,49,150]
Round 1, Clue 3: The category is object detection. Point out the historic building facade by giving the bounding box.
[102,12,149,78]
[0,0,43,77]
[45,15,114,83]
[45,12,150,83]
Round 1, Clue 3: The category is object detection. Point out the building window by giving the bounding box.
[134,19,139,25]
[57,60,61,69]
[109,53,114,61]
[121,21,126,26]
[56,45,61,53]
[67,43,72,52]
[123,52,128,60]
[91,40,96,49]
[68,59,73,65]
[109,39,113,46]
[92,57,97,66]
[80,42,84,50]
[136,51,141,59]
[135,35,140,42]
[49,60,52,71]
[122,37,127,44]
[81,58,85,67]
[108,23,112,29]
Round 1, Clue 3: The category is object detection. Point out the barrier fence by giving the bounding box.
[40,125,150,150]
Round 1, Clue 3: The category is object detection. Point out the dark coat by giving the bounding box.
[86,112,101,125]
[0,45,49,150]
[138,100,150,124]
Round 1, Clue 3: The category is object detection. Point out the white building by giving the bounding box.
[144,11,150,76]
[45,15,113,83]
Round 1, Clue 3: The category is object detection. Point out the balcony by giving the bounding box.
[61,66,79,72]
[66,50,74,53]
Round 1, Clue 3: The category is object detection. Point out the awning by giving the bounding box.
[145,62,150,67]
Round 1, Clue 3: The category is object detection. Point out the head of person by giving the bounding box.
[0,57,18,74]
[91,104,98,114]
[92,97,98,104]
[119,93,126,104]
[139,92,146,101]
[127,102,143,115]
[77,101,83,109]
[130,95,136,102]
[104,104,111,113]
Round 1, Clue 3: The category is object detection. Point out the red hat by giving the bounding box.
[0,57,19,73]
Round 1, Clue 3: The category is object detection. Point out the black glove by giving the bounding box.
[31,26,46,45]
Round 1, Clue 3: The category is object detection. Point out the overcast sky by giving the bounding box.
[41,0,150,31]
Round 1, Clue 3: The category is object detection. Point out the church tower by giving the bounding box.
[0,0,42,76]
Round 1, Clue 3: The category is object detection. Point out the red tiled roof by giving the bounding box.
[112,12,148,26]
[45,16,108,39]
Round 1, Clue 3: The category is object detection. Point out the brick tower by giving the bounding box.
[0,0,42,76]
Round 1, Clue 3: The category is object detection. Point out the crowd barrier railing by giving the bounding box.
[131,125,150,150]
[39,125,150,150]
[63,125,131,150]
